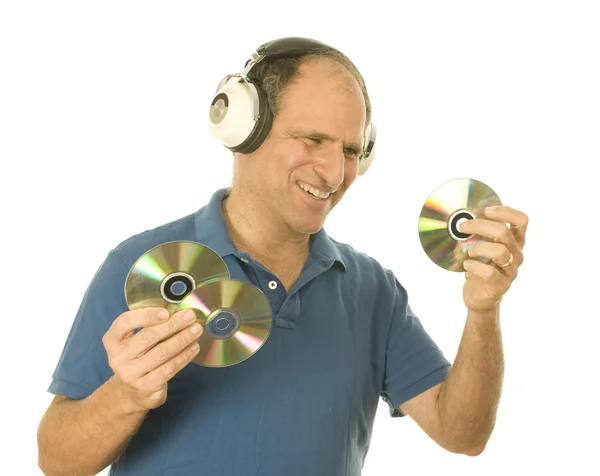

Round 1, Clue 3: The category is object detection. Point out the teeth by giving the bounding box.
[298,182,330,199]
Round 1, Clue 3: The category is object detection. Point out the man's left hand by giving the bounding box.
[458,206,529,314]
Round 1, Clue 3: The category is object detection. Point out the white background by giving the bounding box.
[1,1,598,474]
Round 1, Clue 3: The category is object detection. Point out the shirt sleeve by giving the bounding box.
[47,250,130,399]
[380,276,452,417]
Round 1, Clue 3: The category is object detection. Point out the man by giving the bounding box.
[37,37,528,475]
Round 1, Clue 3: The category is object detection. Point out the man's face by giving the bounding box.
[241,57,367,235]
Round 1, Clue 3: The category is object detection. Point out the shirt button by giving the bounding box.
[268,280,277,290]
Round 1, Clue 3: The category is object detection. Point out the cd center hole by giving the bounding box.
[170,281,188,297]
[216,317,229,330]
[456,217,468,230]
[448,209,476,241]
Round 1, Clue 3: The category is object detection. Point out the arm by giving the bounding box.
[37,377,147,476]
[38,307,202,476]
[399,205,527,455]
[399,307,503,456]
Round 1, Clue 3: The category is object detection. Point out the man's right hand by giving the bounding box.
[102,307,202,413]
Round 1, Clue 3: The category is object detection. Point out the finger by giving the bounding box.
[137,341,201,393]
[125,309,200,360]
[467,241,518,273]
[459,218,518,253]
[104,307,170,350]
[134,314,203,372]
[484,206,529,249]
[463,259,510,293]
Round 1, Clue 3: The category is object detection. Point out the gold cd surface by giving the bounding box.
[418,178,503,272]
[125,241,230,314]
[177,279,273,368]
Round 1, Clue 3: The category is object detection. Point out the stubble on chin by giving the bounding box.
[289,206,332,235]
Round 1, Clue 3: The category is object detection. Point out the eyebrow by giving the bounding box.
[290,128,362,153]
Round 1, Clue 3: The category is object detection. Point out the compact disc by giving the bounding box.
[418,178,503,272]
[176,279,273,367]
[125,241,230,314]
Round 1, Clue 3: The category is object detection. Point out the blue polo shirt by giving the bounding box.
[48,188,451,476]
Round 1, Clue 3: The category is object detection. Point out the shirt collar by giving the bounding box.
[194,188,346,271]
[310,226,347,271]
[194,188,238,258]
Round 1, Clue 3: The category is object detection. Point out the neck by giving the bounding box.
[222,187,311,268]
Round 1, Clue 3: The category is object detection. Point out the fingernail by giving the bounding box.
[191,323,202,334]
[485,206,498,216]
[184,310,195,321]
[158,309,169,319]
[459,220,469,231]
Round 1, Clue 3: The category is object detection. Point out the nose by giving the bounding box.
[313,147,345,190]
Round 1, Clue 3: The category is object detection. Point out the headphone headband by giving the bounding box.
[243,37,336,80]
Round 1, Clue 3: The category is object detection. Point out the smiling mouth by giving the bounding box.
[297,181,334,200]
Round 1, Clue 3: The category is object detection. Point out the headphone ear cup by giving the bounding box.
[358,123,376,176]
[208,78,273,154]
[208,79,261,150]
[230,82,273,154]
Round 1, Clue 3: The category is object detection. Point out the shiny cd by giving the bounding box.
[176,279,273,367]
[125,241,230,314]
[418,178,503,272]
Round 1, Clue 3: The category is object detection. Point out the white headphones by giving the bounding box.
[208,37,376,176]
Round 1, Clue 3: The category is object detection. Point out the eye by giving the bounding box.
[344,148,360,160]
[306,137,323,145]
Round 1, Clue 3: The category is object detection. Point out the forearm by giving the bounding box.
[437,307,504,454]
[37,376,147,476]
